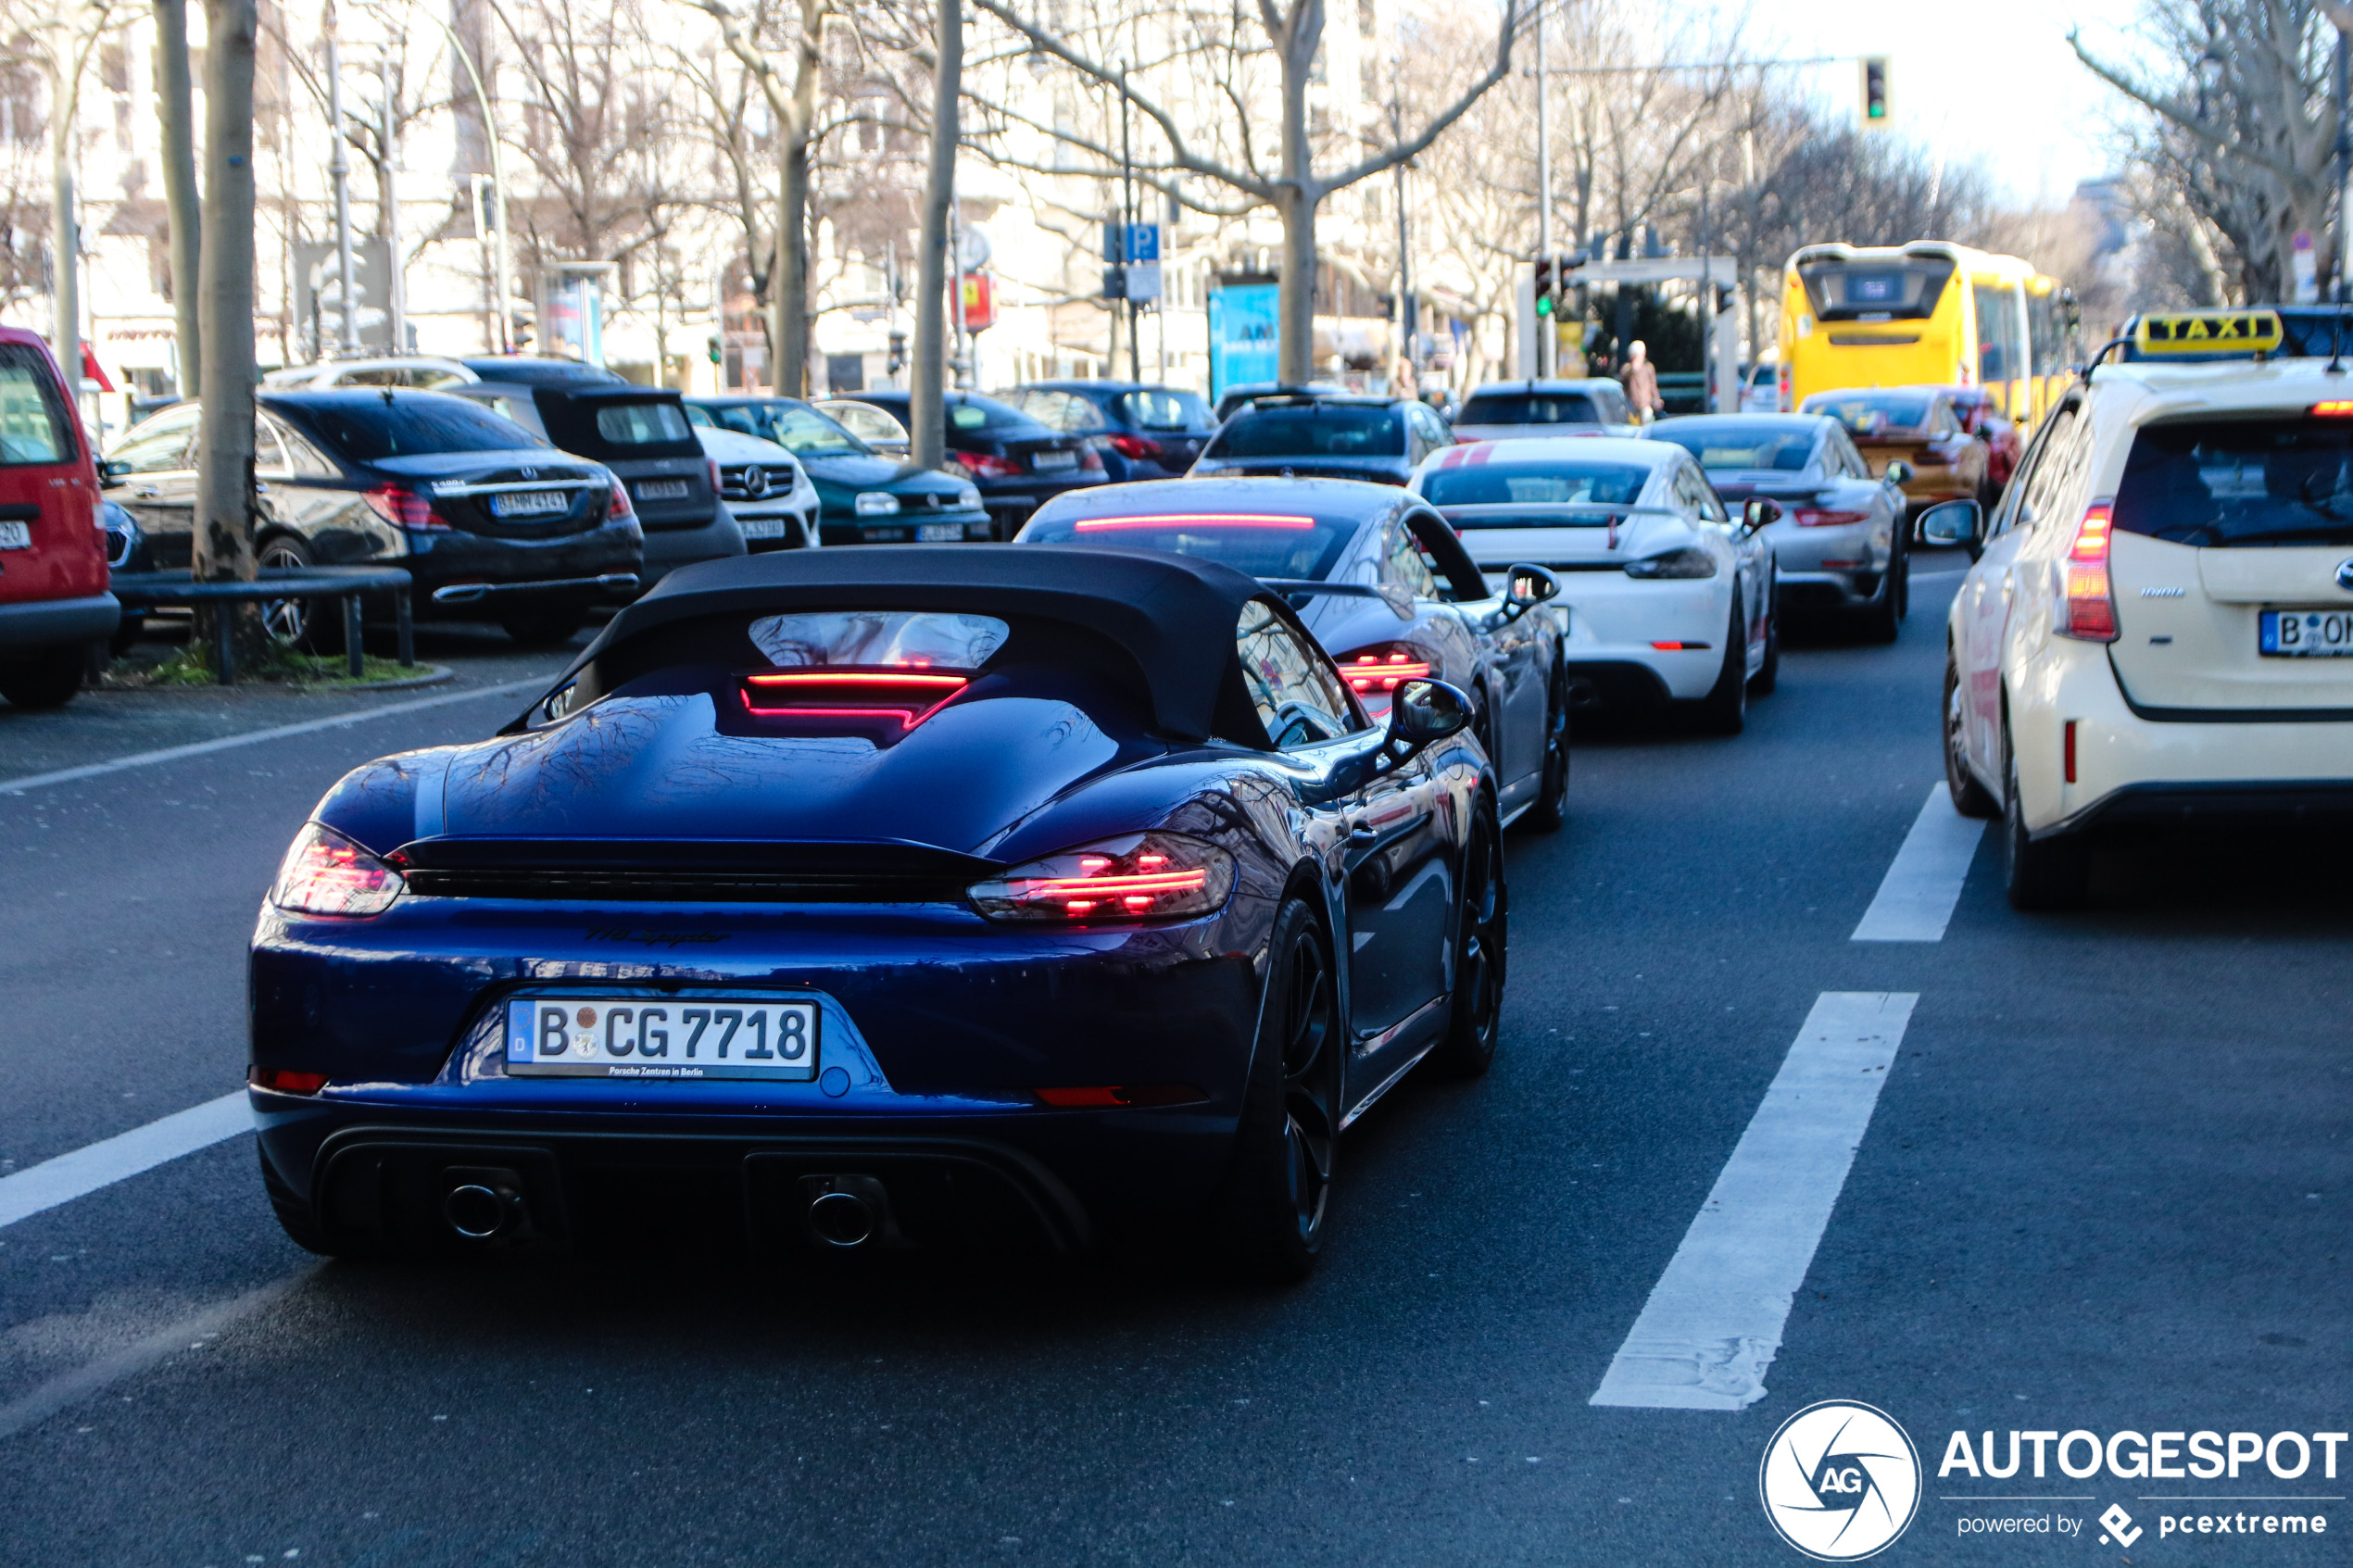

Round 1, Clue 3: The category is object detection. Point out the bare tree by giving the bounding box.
[912,0,954,463]
[155,0,198,391]
[194,0,261,669]
[21,0,120,399]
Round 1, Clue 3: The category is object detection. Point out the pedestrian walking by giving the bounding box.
[1619,339,1663,425]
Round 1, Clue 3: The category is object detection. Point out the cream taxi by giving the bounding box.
[1924,308,2353,908]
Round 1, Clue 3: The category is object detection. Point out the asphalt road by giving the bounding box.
[1,573,2346,1567]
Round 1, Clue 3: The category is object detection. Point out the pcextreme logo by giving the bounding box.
[1760,1400,1923,1561]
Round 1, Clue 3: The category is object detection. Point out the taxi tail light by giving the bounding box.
[1338,643,1436,715]
[250,1067,329,1095]
[1793,507,1869,528]
[271,821,405,917]
[2057,501,2119,642]
[968,832,1235,924]
[362,482,447,532]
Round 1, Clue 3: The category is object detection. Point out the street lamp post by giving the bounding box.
[325,0,358,356]
[423,9,511,353]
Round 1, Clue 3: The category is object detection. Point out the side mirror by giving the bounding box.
[1389,677,1473,747]
[1498,562,1560,619]
[1915,498,1981,548]
[1742,497,1783,533]
[1882,459,1915,487]
[97,458,128,489]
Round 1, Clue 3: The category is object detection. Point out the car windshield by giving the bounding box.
[295,395,546,460]
[2115,415,2353,547]
[1117,389,1215,431]
[1023,510,1358,579]
[1456,392,1603,426]
[700,400,869,457]
[1421,462,1651,514]
[1807,393,1932,433]
[1205,406,1403,458]
[1649,423,1817,472]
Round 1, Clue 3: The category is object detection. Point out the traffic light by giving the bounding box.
[707,333,722,366]
[1533,256,1559,318]
[1860,57,1891,128]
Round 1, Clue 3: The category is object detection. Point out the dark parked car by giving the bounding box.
[1212,382,1343,421]
[1021,478,1570,831]
[443,383,743,589]
[1190,395,1456,486]
[999,382,1220,481]
[246,546,1505,1282]
[685,396,990,547]
[0,326,117,708]
[1646,413,1912,634]
[835,390,1104,536]
[105,390,639,647]
[454,356,625,387]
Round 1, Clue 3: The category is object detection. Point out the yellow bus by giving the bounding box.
[1779,242,2076,429]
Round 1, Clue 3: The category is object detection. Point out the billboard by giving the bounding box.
[1208,284,1279,398]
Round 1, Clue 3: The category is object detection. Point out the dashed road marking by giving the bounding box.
[1590,991,1918,1411]
[1851,783,1986,942]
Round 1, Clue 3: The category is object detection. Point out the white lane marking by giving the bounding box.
[0,1093,251,1229]
[1590,991,1918,1411]
[0,1275,300,1440]
[0,676,546,796]
[1850,783,1986,943]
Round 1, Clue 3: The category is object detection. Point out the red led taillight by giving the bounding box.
[967,832,1236,924]
[1338,644,1435,715]
[608,482,635,521]
[2057,501,2119,642]
[362,482,446,531]
[954,451,1024,480]
[271,821,405,916]
[1107,433,1164,462]
[1072,512,1315,532]
[739,668,970,729]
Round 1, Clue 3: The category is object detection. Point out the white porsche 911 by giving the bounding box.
[1411,436,1778,733]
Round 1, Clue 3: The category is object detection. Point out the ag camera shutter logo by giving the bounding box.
[1760,1400,1922,1560]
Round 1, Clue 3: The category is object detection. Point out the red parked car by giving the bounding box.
[0,327,117,708]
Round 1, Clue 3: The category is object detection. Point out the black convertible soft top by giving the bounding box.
[548,544,1281,742]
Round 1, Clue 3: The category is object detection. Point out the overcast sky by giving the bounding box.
[1742,0,2149,207]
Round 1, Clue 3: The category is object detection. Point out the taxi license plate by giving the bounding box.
[2259,609,2353,657]
[1030,449,1077,470]
[636,478,690,501]
[489,490,567,518]
[505,997,819,1080]
[917,522,963,542]
[0,520,28,549]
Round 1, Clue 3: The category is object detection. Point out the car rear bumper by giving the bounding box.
[1546,578,1727,701]
[404,525,642,613]
[0,591,119,652]
[822,510,992,546]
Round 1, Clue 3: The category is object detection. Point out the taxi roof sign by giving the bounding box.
[2133,308,2284,356]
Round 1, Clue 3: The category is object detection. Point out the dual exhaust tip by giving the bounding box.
[437,1170,894,1249]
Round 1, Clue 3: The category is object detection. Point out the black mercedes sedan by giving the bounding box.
[105,390,640,646]
[998,382,1220,481]
[1019,477,1571,831]
[836,390,1104,537]
[1190,395,1458,486]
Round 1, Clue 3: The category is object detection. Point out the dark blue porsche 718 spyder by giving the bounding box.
[248,546,1516,1280]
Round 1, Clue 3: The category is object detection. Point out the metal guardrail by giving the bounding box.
[107,565,415,684]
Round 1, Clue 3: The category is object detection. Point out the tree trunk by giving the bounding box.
[1277,184,1316,383]
[194,0,264,666]
[910,0,959,470]
[47,60,78,411]
[156,0,202,395]
[775,139,808,396]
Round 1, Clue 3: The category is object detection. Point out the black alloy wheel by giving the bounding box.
[2001,718,2089,909]
[1429,810,1506,1078]
[1944,649,1998,819]
[0,646,87,709]
[1208,897,1340,1284]
[1524,662,1571,833]
[1690,591,1748,734]
[258,536,343,654]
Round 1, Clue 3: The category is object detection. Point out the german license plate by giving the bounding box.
[504,997,819,1080]
[916,522,963,542]
[0,520,27,549]
[737,514,791,538]
[1031,449,1077,470]
[635,478,690,501]
[2259,608,2353,657]
[489,490,567,518]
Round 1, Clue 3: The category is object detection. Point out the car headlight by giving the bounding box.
[967,832,1235,924]
[855,492,900,517]
[1622,546,1718,580]
[956,484,982,507]
[271,822,404,917]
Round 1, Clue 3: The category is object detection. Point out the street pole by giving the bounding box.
[381,74,405,354]
[1392,87,1411,394]
[325,1,357,356]
[1121,64,1139,383]
[950,191,967,389]
[44,49,78,411]
[1534,0,1552,378]
[430,12,511,353]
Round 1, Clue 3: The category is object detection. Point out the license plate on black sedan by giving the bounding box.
[505,997,818,1080]
[1030,449,1077,470]
[2259,608,2353,656]
[635,478,690,502]
[488,490,568,518]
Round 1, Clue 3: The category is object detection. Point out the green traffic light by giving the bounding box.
[1537,296,1554,317]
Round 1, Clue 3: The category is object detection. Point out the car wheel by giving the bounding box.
[0,646,87,709]
[2002,720,2087,909]
[1206,897,1340,1284]
[500,609,585,647]
[1428,809,1506,1077]
[257,536,346,655]
[1688,591,1747,734]
[1750,588,1780,696]
[108,614,145,658]
[1524,664,1571,833]
[1944,651,1998,819]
